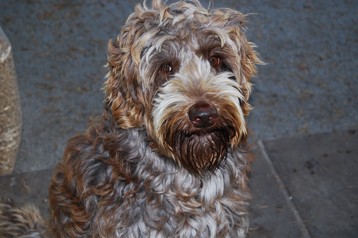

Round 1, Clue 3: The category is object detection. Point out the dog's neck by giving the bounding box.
[103,109,250,206]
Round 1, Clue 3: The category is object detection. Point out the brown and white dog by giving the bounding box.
[0,0,261,237]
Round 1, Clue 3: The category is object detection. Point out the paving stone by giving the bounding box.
[248,143,307,238]
[263,129,358,237]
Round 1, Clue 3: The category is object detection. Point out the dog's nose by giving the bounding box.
[188,102,218,128]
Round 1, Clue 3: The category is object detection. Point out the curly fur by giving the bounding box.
[0,1,261,237]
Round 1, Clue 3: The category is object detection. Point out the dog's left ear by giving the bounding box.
[236,35,261,102]
[218,10,262,101]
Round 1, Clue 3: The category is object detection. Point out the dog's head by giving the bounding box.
[105,0,261,175]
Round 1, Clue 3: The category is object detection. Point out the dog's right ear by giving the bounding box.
[104,2,163,129]
[104,38,145,129]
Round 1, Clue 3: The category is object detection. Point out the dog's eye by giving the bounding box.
[209,56,222,69]
[160,63,175,76]
[165,64,173,73]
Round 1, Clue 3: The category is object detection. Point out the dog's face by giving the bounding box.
[105,0,260,175]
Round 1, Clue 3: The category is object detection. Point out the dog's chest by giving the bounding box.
[95,164,248,238]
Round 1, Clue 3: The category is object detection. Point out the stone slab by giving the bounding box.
[248,143,307,237]
[263,129,358,237]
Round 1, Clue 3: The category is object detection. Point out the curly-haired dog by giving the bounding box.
[0,0,261,237]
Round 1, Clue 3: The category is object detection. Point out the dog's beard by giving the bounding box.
[172,129,230,175]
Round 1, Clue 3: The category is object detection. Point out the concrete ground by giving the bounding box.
[0,0,357,237]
